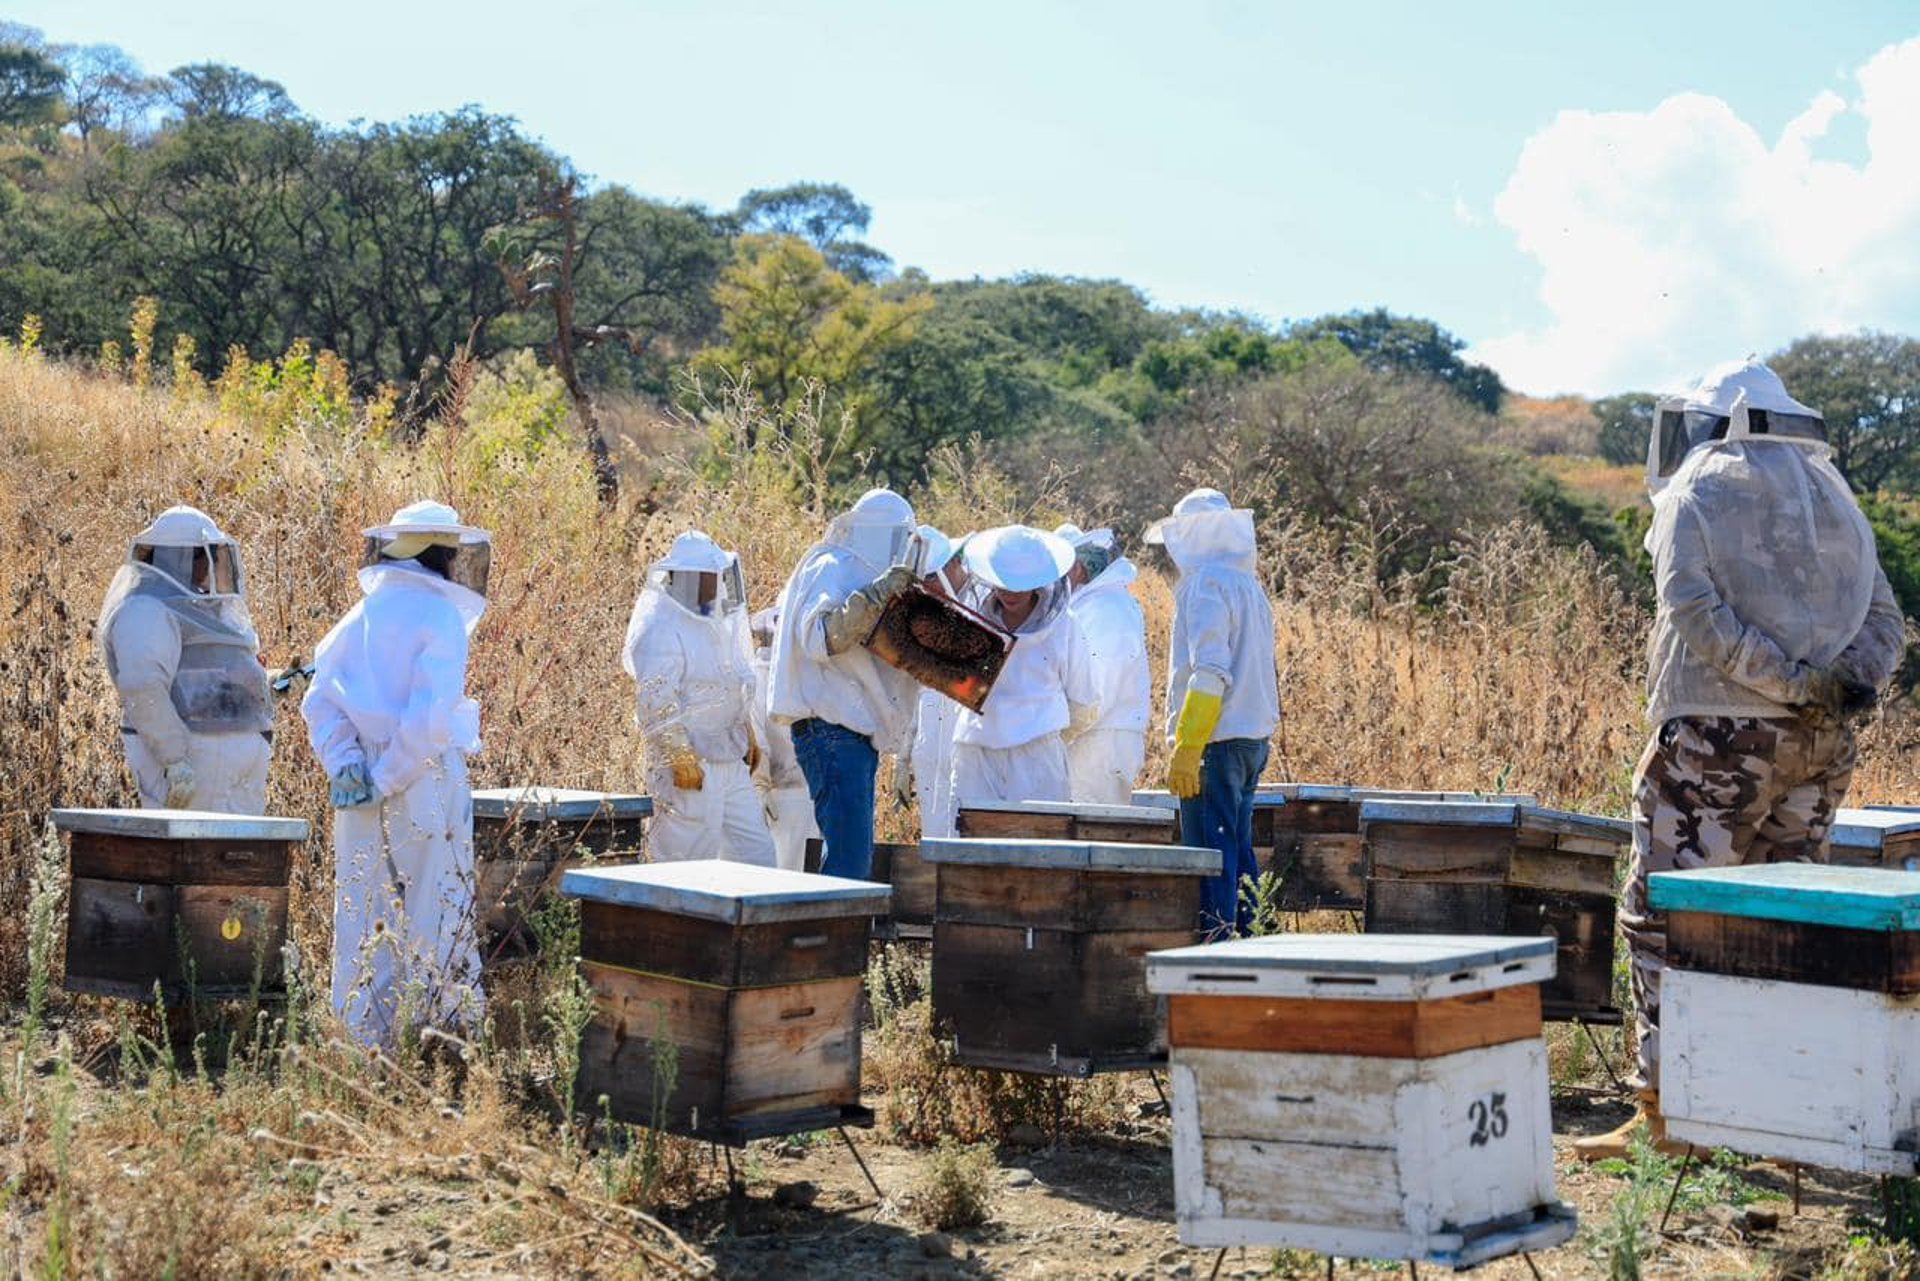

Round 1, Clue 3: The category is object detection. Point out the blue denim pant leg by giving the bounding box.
[792,718,879,880]
[1178,737,1271,938]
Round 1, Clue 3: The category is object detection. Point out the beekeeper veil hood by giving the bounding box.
[643,530,746,618]
[361,500,493,599]
[824,488,916,575]
[1144,488,1257,575]
[99,504,260,664]
[1055,522,1117,582]
[1648,357,1828,495]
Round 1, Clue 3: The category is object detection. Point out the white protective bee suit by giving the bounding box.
[301,501,491,1049]
[1055,524,1151,805]
[908,526,967,838]
[98,506,273,814]
[623,532,776,866]
[951,525,1098,806]
[750,603,818,871]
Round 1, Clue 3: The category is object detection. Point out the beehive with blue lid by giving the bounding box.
[1651,862,1920,1175]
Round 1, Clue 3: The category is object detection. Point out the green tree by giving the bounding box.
[1593,392,1656,467]
[1288,308,1506,413]
[1770,332,1920,492]
[163,63,293,121]
[695,234,930,447]
[0,44,65,127]
[736,181,891,282]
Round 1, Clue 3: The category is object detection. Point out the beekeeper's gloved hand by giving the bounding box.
[671,750,706,791]
[329,761,376,808]
[163,759,197,809]
[1166,673,1225,800]
[823,564,920,654]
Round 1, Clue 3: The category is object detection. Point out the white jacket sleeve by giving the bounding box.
[1063,616,1101,737]
[630,628,691,751]
[300,678,366,779]
[110,599,193,768]
[370,621,473,798]
[1181,575,1237,690]
[1656,498,1813,706]
[792,568,844,664]
[1837,566,1906,692]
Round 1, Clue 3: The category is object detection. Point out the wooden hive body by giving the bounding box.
[563,860,888,1144]
[1652,863,1920,1174]
[924,837,1220,1075]
[803,838,934,938]
[471,788,651,945]
[1360,800,1626,1022]
[1828,808,1920,873]
[54,808,308,1002]
[1146,934,1575,1266]
[956,800,1179,846]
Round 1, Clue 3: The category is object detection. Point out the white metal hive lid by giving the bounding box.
[1128,789,1180,811]
[1145,933,1557,1000]
[956,800,1176,825]
[50,807,310,842]
[920,837,1221,876]
[559,860,889,924]
[1833,807,1920,850]
[471,786,654,823]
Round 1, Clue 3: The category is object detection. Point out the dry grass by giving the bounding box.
[6,339,1920,1275]
[1541,455,1652,514]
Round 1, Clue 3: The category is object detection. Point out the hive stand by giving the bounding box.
[1358,800,1628,1027]
[562,860,890,1153]
[1652,864,1920,1187]
[923,837,1221,1076]
[1146,934,1576,1269]
[1828,808,1920,872]
[54,808,308,1004]
[471,787,651,956]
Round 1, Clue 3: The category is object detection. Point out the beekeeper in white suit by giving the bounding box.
[770,487,922,878]
[98,505,273,813]
[952,525,1098,805]
[302,500,491,1049]
[749,603,818,871]
[1148,488,1280,937]
[1055,523,1151,805]
[623,532,775,865]
[907,526,970,837]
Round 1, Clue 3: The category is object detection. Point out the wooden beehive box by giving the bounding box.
[804,838,934,938]
[1828,808,1920,872]
[472,787,651,944]
[53,808,309,1002]
[956,800,1178,845]
[1360,800,1627,1023]
[562,860,889,1143]
[923,837,1221,1075]
[1653,863,1920,1175]
[1146,934,1575,1266]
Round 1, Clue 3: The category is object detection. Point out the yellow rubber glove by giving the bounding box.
[1165,687,1223,800]
[671,751,705,791]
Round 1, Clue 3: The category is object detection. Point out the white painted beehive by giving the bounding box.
[1652,863,1920,1175]
[1144,934,1576,1267]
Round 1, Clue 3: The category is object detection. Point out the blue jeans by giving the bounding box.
[791,718,879,880]
[1178,737,1270,938]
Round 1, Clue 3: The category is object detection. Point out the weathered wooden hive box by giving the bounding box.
[1653,863,1920,1175]
[54,808,309,1002]
[923,837,1221,1075]
[1360,800,1627,1022]
[1145,934,1575,1265]
[563,860,889,1143]
[1827,809,1920,872]
[804,838,934,938]
[471,787,651,942]
[956,800,1178,845]
[1131,787,1534,912]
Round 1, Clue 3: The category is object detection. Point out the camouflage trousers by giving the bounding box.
[1621,714,1856,1090]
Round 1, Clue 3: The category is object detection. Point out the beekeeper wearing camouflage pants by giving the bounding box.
[1578,358,1905,1161]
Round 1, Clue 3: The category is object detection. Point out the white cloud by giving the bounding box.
[1471,37,1920,397]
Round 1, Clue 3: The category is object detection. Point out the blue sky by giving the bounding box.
[12,1,1920,396]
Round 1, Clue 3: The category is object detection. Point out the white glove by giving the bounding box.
[163,759,197,810]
